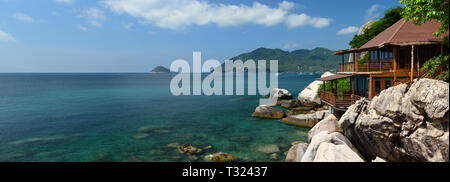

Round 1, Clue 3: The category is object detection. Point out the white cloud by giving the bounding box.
[102,0,331,30]
[81,8,106,20]
[124,22,133,30]
[55,0,72,3]
[337,26,359,35]
[365,4,383,21]
[90,21,102,27]
[285,13,331,28]
[12,13,34,23]
[278,1,294,11]
[80,8,106,28]
[78,25,89,31]
[282,43,300,50]
[0,30,16,42]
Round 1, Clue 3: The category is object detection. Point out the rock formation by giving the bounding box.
[269,88,293,105]
[297,72,334,106]
[252,105,285,119]
[339,79,449,162]
[280,110,330,127]
[348,21,375,63]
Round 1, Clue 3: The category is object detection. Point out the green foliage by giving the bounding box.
[358,53,370,64]
[349,7,403,48]
[400,0,449,37]
[421,55,449,81]
[226,47,341,72]
[317,78,351,97]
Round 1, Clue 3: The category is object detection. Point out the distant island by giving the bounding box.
[150,66,171,73]
[220,47,341,73]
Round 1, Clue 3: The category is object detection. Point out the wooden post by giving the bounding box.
[369,75,373,99]
[393,46,397,84]
[411,45,414,82]
[351,76,355,95]
[352,53,355,72]
[441,44,444,55]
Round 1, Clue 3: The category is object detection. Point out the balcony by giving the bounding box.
[320,91,366,108]
[339,59,393,73]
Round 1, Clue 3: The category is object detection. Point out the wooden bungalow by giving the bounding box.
[319,18,448,110]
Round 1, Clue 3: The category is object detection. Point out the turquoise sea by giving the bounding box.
[0,73,321,162]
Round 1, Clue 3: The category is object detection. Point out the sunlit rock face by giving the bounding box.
[339,79,449,162]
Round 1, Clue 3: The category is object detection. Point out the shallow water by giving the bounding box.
[0,73,321,162]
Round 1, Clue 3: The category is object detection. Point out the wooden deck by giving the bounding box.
[320,91,365,109]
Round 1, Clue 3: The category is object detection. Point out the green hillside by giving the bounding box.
[222,47,340,72]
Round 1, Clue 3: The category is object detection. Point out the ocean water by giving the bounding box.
[0,73,321,162]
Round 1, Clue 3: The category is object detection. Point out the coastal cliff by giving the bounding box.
[285,78,449,162]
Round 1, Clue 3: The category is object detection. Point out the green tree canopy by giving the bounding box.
[400,0,449,37]
[349,7,403,48]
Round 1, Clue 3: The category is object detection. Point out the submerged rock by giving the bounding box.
[229,136,252,142]
[280,110,330,128]
[256,144,280,154]
[204,153,236,162]
[339,79,449,162]
[252,105,285,119]
[133,133,150,139]
[137,125,169,133]
[166,142,180,148]
[178,144,203,155]
[297,72,334,107]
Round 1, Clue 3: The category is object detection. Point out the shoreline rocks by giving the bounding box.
[252,105,285,119]
[339,79,449,162]
[269,88,293,105]
[297,72,334,107]
[280,110,330,128]
[284,114,365,162]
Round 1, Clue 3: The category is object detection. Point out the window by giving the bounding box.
[375,80,381,94]
[385,81,391,89]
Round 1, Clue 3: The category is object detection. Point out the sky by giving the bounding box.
[0,0,402,72]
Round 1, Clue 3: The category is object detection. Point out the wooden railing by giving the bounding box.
[321,91,367,108]
[339,59,393,72]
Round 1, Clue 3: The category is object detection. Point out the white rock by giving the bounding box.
[308,114,341,143]
[297,72,334,106]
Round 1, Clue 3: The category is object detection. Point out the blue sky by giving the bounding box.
[0,0,401,72]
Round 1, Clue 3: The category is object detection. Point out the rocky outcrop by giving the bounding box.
[280,110,330,128]
[339,79,449,162]
[204,153,236,162]
[280,99,300,108]
[178,144,203,155]
[285,143,308,162]
[297,72,334,106]
[348,21,375,63]
[300,131,364,162]
[252,105,285,119]
[308,114,341,143]
[269,88,293,105]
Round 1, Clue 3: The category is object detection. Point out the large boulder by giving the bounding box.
[300,132,364,162]
[252,105,285,119]
[339,79,449,162]
[308,114,341,143]
[269,88,293,105]
[348,21,375,63]
[298,72,334,106]
[280,110,330,128]
[285,143,308,162]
